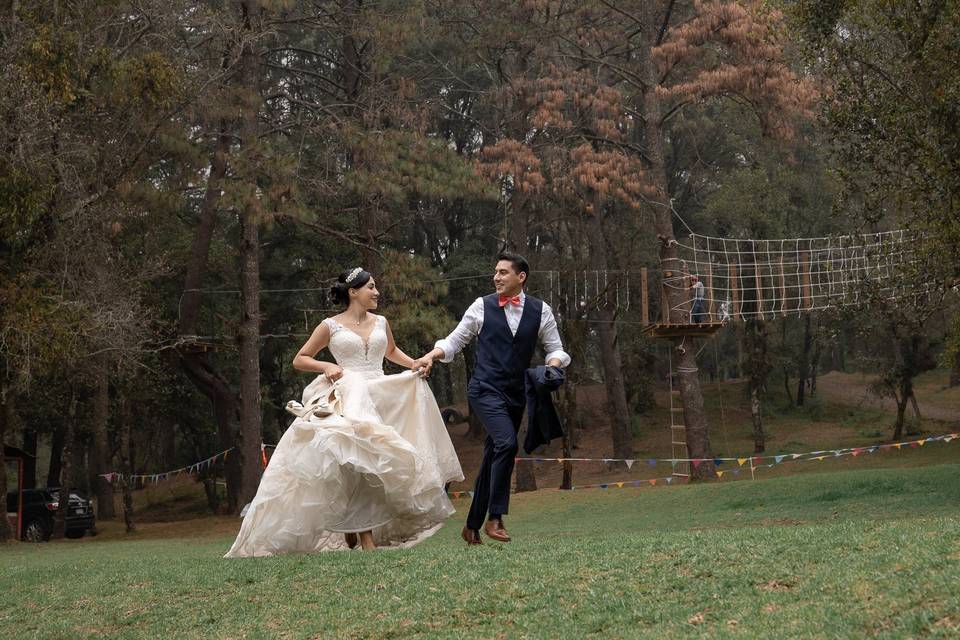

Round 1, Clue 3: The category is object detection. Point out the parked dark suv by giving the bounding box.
[6,488,97,542]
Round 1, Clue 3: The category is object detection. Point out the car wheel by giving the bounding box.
[65,529,85,539]
[23,519,51,543]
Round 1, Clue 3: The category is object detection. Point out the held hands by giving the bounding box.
[411,355,435,378]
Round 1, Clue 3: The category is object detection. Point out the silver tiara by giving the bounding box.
[345,267,363,284]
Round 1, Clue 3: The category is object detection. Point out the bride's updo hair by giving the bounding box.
[329,267,371,306]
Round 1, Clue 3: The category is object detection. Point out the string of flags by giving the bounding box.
[100,432,957,489]
[99,447,236,484]
[514,433,959,470]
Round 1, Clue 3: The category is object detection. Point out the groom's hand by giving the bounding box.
[412,355,435,378]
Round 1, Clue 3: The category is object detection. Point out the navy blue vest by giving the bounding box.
[469,293,543,406]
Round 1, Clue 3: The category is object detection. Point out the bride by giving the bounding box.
[225,267,463,556]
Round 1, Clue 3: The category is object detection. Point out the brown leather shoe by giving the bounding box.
[484,518,511,542]
[461,526,482,545]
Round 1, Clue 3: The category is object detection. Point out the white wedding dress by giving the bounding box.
[225,315,463,557]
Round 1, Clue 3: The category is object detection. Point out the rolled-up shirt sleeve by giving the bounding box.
[540,303,571,368]
[434,297,484,363]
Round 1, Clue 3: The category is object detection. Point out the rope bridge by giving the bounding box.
[662,229,937,323]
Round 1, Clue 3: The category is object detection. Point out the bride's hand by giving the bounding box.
[412,357,433,378]
[325,364,344,382]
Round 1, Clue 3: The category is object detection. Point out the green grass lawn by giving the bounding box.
[3,462,960,639]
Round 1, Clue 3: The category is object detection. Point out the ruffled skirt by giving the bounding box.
[225,370,463,557]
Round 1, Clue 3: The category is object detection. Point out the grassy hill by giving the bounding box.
[3,462,959,639]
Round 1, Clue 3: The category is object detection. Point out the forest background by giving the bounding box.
[1,0,958,539]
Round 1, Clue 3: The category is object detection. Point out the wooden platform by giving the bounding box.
[643,322,724,338]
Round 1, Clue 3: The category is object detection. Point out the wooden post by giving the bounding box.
[801,251,812,310]
[729,263,739,321]
[640,267,649,325]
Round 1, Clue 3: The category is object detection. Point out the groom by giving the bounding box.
[416,253,569,545]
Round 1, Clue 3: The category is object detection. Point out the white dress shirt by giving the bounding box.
[434,292,571,367]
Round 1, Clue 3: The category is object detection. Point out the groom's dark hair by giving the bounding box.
[497,252,530,282]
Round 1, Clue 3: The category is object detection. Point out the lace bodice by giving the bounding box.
[324,316,388,378]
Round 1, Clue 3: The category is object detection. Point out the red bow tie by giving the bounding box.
[498,294,521,308]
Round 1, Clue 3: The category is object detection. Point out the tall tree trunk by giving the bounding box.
[47,423,65,488]
[594,311,633,459]
[780,318,794,405]
[0,383,12,542]
[90,358,115,520]
[22,427,37,489]
[909,390,921,420]
[810,330,822,397]
[235,0,265,508]
[796,314,812,406]
[640,8,714,479]
[52,390,78,539]
[892,384,909,441]
[745,318,768,453]
[119,396,135,533]
[585,198,634,460]
[557,374,579,490]
[176,123,241,512]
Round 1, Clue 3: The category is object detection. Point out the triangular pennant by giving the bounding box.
[615,482,624,489]
[917,439,926,446]
[716,471,724,478]
[893,443,902,449]
[665,477,673,484]
[600,483,608,489]
[647,459,657,466]
[632,480,642,487]
[738,458,748,466]
[649,479,657,486]
[732,469,740,475]
[792,454,802,459]
[625,460,635,469]
[774,455,785,464]
[556,458,563,464]
[713,459,723,466]
[692,459,703,468]
[852,449,861,457]
[815,456,826,461]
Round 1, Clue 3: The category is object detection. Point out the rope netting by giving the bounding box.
[663,229,938,323]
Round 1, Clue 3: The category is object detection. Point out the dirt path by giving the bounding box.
[816,371,960,424]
